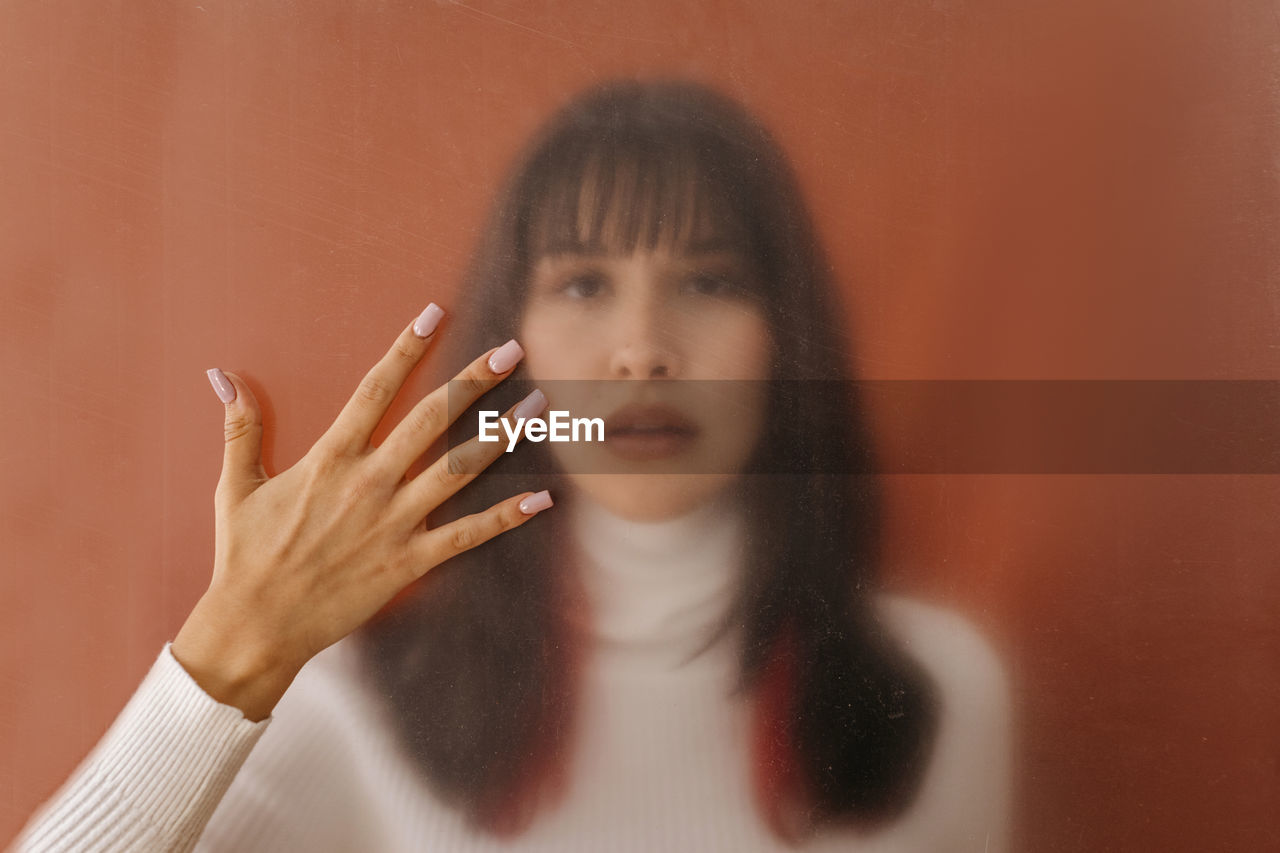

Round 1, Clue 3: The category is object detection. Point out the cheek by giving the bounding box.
[693,306,773,381]
[518,304,600,381]
[738,316,774,381]
[687,307,772,462]
[720,313,773,446]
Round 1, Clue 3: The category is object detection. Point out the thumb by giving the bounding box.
[207,368,267,503]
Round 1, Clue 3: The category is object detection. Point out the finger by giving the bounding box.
[405,490,554,581]
[208,368,268,505]
[374,338,527,477]
[320,303,446,456]
[393,387,547,516]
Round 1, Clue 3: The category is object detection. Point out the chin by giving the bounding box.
[567,473,739,522]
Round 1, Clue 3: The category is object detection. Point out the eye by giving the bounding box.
[559,270,607,299]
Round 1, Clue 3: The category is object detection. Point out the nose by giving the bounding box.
[607,303,679,380]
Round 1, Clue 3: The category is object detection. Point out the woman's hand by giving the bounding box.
[172,304,551,722]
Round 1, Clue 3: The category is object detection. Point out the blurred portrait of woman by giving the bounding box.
[5,2,1275,851]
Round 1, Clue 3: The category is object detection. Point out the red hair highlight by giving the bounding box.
[751,621,817,844]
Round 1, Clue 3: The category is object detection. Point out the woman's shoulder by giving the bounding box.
[869,593,1014,848]
[872,591,1011,704]
[875,591,1013,732]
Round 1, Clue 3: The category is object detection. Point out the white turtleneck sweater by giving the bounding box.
[12,495,1011,852]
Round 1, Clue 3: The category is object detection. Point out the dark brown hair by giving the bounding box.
[355,78,939,840]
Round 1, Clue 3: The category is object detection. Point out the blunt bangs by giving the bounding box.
[521,116,755,263]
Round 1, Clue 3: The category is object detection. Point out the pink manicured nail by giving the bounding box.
[513,388,548,421]
[206,368,236,403]
[413,303,445,338]
[488,339,525,374]
[519,490,554,515]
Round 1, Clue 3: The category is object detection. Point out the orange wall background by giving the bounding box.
[3,1,1278,848]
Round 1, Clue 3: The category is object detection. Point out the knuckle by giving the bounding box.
[446,449,473,478]
[223,413,259,443]
[454,372,490,399]
[449,523,477,552]
[391,339,419,365]
[302,444,343,476]
[485,505,521,540]
[356,375,393,406]
[309,432,351,462]
[504,503,527,529]
[343,466,387,503]
[407,398,445,435]
[432,456,466,489]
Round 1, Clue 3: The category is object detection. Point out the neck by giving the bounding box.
[567,491,746,663]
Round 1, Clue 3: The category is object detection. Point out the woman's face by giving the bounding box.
[518,242,773,521]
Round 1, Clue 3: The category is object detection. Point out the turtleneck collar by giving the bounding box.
[567,490,747,665]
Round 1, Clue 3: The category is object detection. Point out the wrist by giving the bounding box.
[172,594,302,723]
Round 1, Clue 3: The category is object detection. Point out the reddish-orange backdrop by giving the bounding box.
[2,1,1277,849]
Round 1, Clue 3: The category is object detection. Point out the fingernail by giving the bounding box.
[207,368,236,403]
[513,388,548,421]
[413,303,445,338]
[519,490,554,515]
[488,339,525,374]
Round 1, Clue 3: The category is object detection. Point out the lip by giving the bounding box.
[603,402,700,462]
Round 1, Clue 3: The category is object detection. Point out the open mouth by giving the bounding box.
[604,402,700,461]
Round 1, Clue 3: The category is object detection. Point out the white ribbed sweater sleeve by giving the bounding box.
[10,643,272,853]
